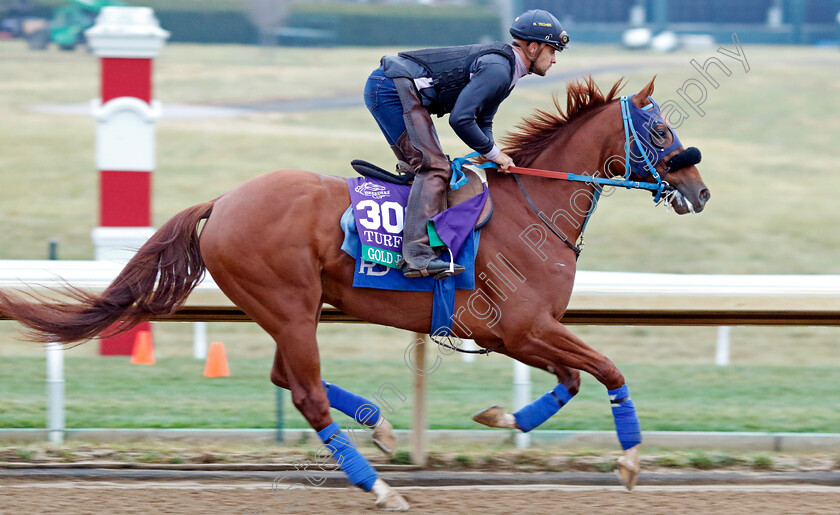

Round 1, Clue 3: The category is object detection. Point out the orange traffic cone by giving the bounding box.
[203,341,230,377]
[130,330,155,365]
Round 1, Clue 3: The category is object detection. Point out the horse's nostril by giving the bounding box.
[699,188,711,204]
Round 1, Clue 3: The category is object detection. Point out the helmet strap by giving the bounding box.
[512,40,543,75]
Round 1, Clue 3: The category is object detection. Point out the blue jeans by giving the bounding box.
[364,67,406,146]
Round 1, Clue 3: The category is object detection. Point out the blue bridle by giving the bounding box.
[619,94,682,201]
[451,93,687,256]
[454,95,680,201]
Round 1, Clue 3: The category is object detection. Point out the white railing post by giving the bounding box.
[513,360,531,449]
[716,326,731,366]
[460,339,477,363]
[46,342,65,444]
[193,322,208,360]
[411,333,428,466]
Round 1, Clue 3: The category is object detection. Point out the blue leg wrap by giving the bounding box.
[513,383,573,433]
[317,422,378,491]
[608,385,642,450]
[322,380,381,428]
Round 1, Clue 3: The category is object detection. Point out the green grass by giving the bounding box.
[2,348,838,432]
[2,321,835,432]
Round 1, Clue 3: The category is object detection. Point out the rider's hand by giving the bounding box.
[493,152,515,173]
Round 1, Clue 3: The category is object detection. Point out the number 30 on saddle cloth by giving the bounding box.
[340,167,491,334]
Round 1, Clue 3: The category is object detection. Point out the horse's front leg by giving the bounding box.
[476,317,642,490]
[471,339,580,432]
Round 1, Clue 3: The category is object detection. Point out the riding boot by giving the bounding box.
[392,79,464,279]
[401,165,464,278]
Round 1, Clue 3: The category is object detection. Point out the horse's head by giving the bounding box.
[503,76,710,214]
[620,78,710,214]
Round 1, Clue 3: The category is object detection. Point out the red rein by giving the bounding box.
[508,166,570,180]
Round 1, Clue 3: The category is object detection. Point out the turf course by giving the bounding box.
[1,351,838,432]
[0,40,838,434]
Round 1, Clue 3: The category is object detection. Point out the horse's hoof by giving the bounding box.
[372,417,396,457]
[472,405,517,429]
[376,492,410,511]
[373,478,410,511]
[615,444,641,491]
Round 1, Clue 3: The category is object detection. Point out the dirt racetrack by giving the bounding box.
[2,481,839,514]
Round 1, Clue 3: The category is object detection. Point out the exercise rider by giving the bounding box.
[364,9,569,279]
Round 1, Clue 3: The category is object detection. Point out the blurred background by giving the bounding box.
[0,0,838,459]
[3,0,840,48]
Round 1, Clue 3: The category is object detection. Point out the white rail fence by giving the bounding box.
[4,260,840,325]
[1,260,839,450]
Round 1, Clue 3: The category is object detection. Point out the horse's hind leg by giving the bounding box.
[270,333,396,456]
[275,328,408,508]
[204,269,406,509]
[258,316,408,509]
[321,380,397,456]
[266,326,406,508]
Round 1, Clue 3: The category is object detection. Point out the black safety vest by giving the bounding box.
[398,42,516,117]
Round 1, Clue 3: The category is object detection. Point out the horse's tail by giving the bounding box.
[0,201,215,345]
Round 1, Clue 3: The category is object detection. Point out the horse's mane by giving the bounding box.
[502,76,626,167]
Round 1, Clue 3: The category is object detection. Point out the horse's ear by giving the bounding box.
[632,76,657,107]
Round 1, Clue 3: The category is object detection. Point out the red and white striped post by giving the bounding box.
[86,7,169,355]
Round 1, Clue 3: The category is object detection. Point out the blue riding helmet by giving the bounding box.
[510,9,569,51]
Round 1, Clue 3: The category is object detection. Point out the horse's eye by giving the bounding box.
[650,127,670,149]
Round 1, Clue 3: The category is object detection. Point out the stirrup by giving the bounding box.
[433,248,464,279]
[401,256,465,279]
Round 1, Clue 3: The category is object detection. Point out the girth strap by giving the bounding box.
[430,333,504,355]
[513,174,582,259]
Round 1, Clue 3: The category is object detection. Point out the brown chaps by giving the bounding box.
[392,78,453,271]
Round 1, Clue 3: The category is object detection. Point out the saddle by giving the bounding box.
[350,160,493,228]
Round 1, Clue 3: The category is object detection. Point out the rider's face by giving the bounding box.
[531,45,556,76]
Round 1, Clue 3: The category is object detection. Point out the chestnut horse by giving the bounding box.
[0,77,708,511]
